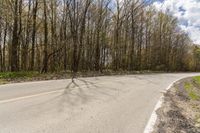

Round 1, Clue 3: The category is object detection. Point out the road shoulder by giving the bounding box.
[153,77,200,133]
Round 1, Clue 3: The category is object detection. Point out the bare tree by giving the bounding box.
[0,0,198,74]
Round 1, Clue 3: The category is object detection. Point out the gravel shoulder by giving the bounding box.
[153,77,200,133]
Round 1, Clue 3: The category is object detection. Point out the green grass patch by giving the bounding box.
[184,82,200,100]
[189,92,200,100]
[184,82,193,90]
[0,71,40,79]
[193,76,200,85]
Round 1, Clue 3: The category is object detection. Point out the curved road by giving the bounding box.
[0,73,199,133]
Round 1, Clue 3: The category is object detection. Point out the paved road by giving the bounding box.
[0,73,199,133]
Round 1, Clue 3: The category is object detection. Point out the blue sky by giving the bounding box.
[152,0,200,44]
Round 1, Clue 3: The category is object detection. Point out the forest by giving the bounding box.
[0,0,200,75]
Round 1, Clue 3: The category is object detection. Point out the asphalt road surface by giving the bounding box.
[0,73,199,133]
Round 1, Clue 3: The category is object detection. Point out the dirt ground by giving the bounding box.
[153,77,200,133]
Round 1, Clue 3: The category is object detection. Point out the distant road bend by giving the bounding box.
[0,73,199,133]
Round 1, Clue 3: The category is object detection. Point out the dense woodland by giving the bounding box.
[0,0,200,74]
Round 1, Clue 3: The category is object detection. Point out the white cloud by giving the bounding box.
[153,0,200,44]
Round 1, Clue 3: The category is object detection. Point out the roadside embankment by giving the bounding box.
[153,76,200,133]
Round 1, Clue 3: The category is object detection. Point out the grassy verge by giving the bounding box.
[0,71,40,79]
[0,71,58,85]
[0,70,166,85]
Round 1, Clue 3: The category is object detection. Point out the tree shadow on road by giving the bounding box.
[60,78,117,107]
[21,78,119,115]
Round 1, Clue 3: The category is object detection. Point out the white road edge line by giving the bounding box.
[143,76,195,133]
[0,89,64,104]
